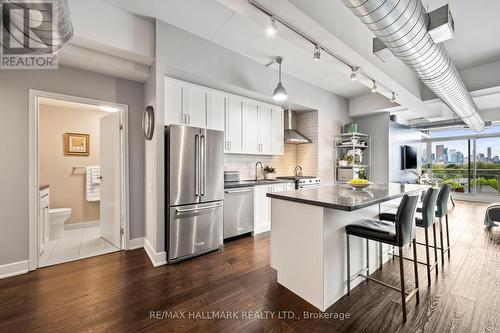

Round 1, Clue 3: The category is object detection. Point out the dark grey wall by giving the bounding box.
[355,113,390,183]
[355,113,424,184]
[388,121,425,183]
[0,65,145,265]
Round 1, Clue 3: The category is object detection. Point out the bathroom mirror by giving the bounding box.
[142,105,155,140]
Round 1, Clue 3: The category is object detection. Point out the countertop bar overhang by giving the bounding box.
[267,183,427,311]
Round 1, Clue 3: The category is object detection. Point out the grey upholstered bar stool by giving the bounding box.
[418,184,451,266]
[379,187,439,286]
[345,194,420,323]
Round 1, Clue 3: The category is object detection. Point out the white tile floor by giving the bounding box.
[39,226,120,267]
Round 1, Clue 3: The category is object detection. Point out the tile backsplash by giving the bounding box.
[224,144,296,180]
[224,111,319,180]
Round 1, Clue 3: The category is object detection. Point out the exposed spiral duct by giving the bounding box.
[1,0,73,54]
[342,0,485,131]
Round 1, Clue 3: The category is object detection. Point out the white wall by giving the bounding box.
[0,66,145,266]
[68,0,154,61]
[145,20,350,253]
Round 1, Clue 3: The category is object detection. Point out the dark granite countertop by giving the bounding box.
[224,179,292,189]
[266,183,427,212]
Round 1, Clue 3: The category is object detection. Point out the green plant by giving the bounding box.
[264,165,276,173]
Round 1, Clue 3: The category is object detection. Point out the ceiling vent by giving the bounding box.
[343,0,485,131]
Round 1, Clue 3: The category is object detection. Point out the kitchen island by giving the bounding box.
[266,183,426,311]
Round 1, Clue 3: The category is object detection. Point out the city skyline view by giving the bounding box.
[426,125,500,164]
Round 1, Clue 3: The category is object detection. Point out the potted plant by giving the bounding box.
[344,149,362,166]
[264,165,276,180]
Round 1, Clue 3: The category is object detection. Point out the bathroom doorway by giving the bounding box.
[29,91,129,269]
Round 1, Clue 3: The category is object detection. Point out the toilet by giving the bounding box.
[49,208,72,240]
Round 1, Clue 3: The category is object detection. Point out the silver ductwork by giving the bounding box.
[1,0,73,54]
[342,0,485,132]
[284,110,312,144]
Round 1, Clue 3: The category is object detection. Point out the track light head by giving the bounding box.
[390,92,397,103]
[350,67,360,81]
[313,45,321,62]
[371,80,378,93]
[267,16,278,36]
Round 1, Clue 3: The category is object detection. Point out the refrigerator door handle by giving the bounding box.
[175,203,223,214]
[195,134,200,196]
[201,134,206,196]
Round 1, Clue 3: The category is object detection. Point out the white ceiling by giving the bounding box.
[421,0,500,70]
[103,0,500,122]
[103,0,370,98]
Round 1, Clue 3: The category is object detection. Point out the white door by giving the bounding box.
[100,112,122,248]
[259,105,273,154]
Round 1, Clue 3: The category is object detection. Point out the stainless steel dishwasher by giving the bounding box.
[223,187,254,239]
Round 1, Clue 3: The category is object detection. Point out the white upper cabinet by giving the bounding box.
[242,101,259,153]
[272,108,284,155]
[225,97,243,153]
[164,76,284,155]
[209,92,226,131]
[164,77,208,127]
[164,78,186,126]
[258,104,273,154]
[186,85,209,128]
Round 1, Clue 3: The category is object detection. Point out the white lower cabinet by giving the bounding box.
[254,182,291,235]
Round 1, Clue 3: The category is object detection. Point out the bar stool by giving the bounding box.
[379,187,439,286]
[345,194,420,323]
[418,184,451,266]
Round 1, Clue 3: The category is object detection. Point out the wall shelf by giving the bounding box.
[334,132,371,182]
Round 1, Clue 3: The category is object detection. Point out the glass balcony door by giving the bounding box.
[423,133,500,200]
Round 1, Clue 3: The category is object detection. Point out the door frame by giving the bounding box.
[28,89,130,271]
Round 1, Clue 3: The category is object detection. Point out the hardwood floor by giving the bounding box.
[0,201,498,332]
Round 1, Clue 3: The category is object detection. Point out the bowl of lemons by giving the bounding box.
[348,179,373,190]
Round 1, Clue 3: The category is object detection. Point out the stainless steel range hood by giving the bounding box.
[284,110,312,144]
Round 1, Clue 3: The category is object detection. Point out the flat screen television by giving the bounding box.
[403,145,418,170]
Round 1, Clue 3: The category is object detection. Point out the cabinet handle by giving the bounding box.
[229,141,232,150]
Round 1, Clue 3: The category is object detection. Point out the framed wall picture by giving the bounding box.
[64,133,90,156]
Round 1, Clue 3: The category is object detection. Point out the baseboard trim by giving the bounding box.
[0,260,29,279]
[65,220,100,230]
[129,237,144,250]
[144,238,167,267]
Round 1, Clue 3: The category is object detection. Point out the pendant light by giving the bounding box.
[273,57,288,101]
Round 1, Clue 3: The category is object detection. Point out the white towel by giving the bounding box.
[90,167,101,185]
[86,166,100,202]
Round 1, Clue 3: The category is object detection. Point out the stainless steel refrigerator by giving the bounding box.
[165,125,224,263]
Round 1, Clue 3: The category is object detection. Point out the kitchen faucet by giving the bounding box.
[294,165,303,177]
[255,161,263,180]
